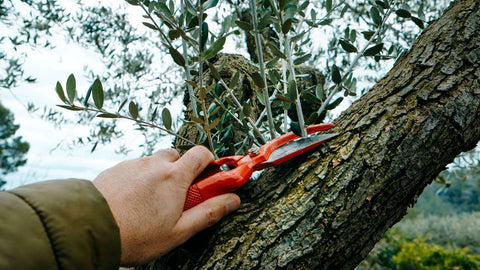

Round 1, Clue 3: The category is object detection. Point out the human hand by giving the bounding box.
[93,146,241,266]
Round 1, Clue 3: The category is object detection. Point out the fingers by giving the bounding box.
[152,148,180,162]
[174,193,240,243]
[174,146,214,186]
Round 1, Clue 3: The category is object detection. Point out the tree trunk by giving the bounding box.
[141,0,480,268]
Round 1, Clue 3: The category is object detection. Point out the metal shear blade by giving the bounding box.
[183,123,338,210]
[260,133,339,168]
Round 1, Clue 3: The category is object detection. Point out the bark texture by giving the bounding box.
[142,0,480,269]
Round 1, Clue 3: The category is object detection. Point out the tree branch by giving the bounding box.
[139,0,480,268]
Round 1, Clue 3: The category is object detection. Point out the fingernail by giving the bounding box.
[225,196,240,213]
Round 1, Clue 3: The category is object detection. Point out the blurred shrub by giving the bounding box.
[408,172,479,218]
[393,237,480,270]
[356,232,402,270]
[393,212,480,254]
[358,231,480,270]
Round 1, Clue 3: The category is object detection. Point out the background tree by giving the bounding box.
[1,0,173,154]
[0,103,29,189]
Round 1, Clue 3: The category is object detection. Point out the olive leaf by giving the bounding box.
[331,65,342,84]
[339,39,358,53]
[55,81,67,104]
[396,9,412,18]
[66,74,76,103]
[204,36,226,59]
[129,101,138,119]
[370,6,382,26]
[92,79,104,110]
[168,46,186,67]
[364,43,384,56]
[162,107,172,130]
[235,20,253,32]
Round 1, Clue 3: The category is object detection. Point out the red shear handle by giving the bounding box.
[183,123,335,211]
[183,163,253,210]
[184,185,204,210]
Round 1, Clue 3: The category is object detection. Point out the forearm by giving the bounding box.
[0,179,121,269]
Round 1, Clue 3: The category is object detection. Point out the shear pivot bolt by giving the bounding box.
[248,146,260,156]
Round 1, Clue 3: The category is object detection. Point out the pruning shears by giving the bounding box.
[183,123,338,210]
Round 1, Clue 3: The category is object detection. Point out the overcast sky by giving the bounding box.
[4,1,462,189]
[0,1,174,189]
[0,0,353,189]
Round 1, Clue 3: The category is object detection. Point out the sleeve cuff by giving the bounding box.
[9,179,121,270]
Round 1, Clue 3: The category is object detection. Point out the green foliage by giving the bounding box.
[359,228,480,270]
[393,237,480,270]
[408,164,480,218]
[361,158,480,269]
[0,102,29,186]
[394,213,480,255]
[0,0,66,88]
[361,157,480,269]
[2,0,451,155]
[357,232,402,270]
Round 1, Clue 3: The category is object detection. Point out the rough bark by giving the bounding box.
[142,0,480,269]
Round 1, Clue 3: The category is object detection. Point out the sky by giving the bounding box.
[0,1,170,188]
[1,38,136,188]
[0,0,360,189]
[3,1,472,190]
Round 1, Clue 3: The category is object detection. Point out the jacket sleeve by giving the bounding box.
[0,179,121,270]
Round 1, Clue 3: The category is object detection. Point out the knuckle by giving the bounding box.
[169,148,181,158]
[163,148,180,159]
[191,145,214,161]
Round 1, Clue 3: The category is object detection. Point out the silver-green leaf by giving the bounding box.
[84,84,92,107]
[229,71,240,89]
[204,36,226,60]
[396,9,411,18]
[235,20,253,32]
[331,65,342,84]
[339,39,358,53]
[129,101,138,119]
[55,81,67,104]
[168,46,186,67]
[364,43,384,56]
[92,79,104,110]
[66,74,76,103]
[162,107,172,130]
[370,6,382,26]
[293,53,312,65]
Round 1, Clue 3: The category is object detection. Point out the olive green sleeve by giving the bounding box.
[0,179,121,270]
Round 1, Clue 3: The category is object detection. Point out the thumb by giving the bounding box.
[174,194,240,243]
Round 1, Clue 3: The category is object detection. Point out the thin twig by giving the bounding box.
[276,7,307,137]
[316,0,398,117]
[197,3,216,156]
[61,105,196,145]
[138,2,175,49]
[279,34,289,132]
[254,87,279,128]
[181,0,198,118]
[217,80,266,144]
[250,0,276,138]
